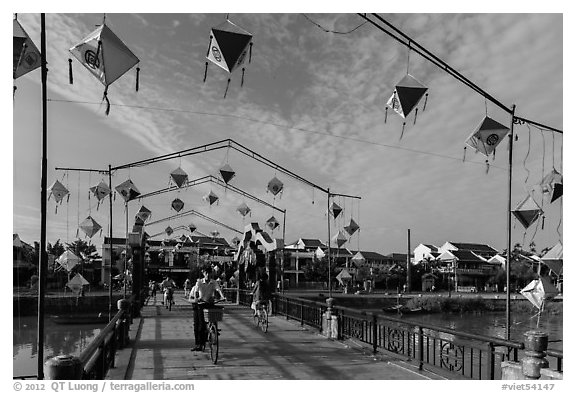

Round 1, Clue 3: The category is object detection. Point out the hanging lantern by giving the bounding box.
[69,21,140,115]
[188,222,197,233]
[387,74,428,119]
[351,251,366,265]
[231,236,241,247]
[464,116,510,157]
[165,226,174,236]
[330,202,343,219]
[171,198,185,213]
[204,18,253,96]
[48,180,69,204]
[115,179,141,202]
[344,218,360,236]
[89,181,111,201]
[13,19,41,80]
[79,215,102,238]
[267,176,284,196]
[266,216,280,231]
[332,230,347,248]
[219,163,236,184]
[135,205,152,222]
[211,230,220,238]
[512,195,544,229]
[203,190,219,206]
[56,250,81,272]
[540,169,563,203]
[170,167,188,188]
[237,202,251,217]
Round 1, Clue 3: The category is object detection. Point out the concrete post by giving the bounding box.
[521,330,549,380]
[44,355,83,380]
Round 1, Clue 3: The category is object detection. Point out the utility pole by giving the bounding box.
[506,105,516,341]
[406,228,411,292]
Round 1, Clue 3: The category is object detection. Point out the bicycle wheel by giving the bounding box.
[208,323,219,364]
[260,308,268,333]
[253,310,260,327]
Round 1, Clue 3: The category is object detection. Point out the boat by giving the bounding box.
[382,305,424,315]
[49,313,107,325]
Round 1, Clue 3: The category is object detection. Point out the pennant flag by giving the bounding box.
[79,215,102,238]
[219,163,236,184]
[344,218,360,236]
[540,169,563,203]
[171,198,185,213]
[115,179,141,202]
[13,19,41,79]
[387,74,428,119]
[170,167,188,188]
[512,195,543,229]
[267,176,284,196]
[465,116,510,157]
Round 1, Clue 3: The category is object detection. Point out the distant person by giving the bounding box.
[251,273,272,316]
[189,266,225,351]
[160,276,177,308]
[183,278,192,298]
[149,280,157,299]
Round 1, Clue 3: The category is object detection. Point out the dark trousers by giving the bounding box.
[192,303,210,346]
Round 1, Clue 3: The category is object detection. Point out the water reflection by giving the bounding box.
[13,316,102,378]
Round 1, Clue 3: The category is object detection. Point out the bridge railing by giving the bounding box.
[225,289,562,380]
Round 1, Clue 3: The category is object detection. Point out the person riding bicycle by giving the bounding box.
[160,276,177,309]
[189,266,225,351]
[251,272,271,317]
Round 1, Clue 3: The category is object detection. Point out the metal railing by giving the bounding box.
[228,289,562,380]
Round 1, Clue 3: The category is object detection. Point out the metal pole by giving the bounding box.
[282,210,286,294]
[124,201,128,298]
[37,13,47,380]
[327,189,332,298]
[506,105,516,341]
[406,228,411,292]
[108,165,113,321]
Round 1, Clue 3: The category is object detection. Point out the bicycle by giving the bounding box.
[199,299,226,364]
[164,288,175,311]
[252,300,269,333]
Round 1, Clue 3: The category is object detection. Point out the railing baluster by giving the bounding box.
[418,326,423,370]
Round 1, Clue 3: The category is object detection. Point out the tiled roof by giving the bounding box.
[348,250,387,260]
[449,242,497,253]
[423,244,438,252]
[451,250,485,262]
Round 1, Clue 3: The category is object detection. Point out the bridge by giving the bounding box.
[106,294,437,380]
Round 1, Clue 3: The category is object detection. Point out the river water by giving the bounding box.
[13,309,562,378]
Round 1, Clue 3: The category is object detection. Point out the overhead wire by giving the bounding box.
[301,14,368,35]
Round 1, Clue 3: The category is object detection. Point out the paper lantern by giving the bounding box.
[237,202,251,217]
[266,216,280,231]
[512,195,543,229]
[540,169,563,203]
[135,205,152,222]
[465,116,510,157]
[171,198,185,213]
[387,74,428,119]
[170,167,188,188]
[79,215,102,238]
[115,179,141,202]
[344,218,360,236]
[267,176,284,196]
[203,190,219,206]
[13,19,41,80]
[219,163,236,184]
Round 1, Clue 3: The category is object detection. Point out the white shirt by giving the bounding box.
[189,278,223,302]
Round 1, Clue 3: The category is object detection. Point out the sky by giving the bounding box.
[9,6,566,257]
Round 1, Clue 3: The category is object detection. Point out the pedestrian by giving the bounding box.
[184,278,192,297]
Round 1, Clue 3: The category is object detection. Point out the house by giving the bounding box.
[436,249,498,292]
[283,238,327,287]
[414,244,440,264]
[13,234,36,285]
[438,241,499,260]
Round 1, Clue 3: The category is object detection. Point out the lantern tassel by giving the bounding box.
[485,160,490,174]
[13,85,17,100]
[463,146,467,162]
[103,87,110,116]
[423,93,428,111]
[249,42,253,63]
[76,228,79,238]
[136,67,140,92]
[413,108,418,125]
[542,216,545,230]
[203,62,208,83]
[241,68,245,87]
[399,122,406,140]
[68,58,74,84]
[384,107,388,123]
[223,78,231,99]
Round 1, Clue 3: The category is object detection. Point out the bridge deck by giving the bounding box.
[108,293,439,380]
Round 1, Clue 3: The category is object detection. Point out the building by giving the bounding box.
[414,244,440,264]
[13,234,36,285]
[438,241,499,260]
[436,249,498,292]
[283,238,327,287]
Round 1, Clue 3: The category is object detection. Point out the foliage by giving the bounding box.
[65,239,99,260]
[47,239,66,258]
[302,258,338,284]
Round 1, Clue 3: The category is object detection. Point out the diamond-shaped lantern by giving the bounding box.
[211,230,220,238]
[204,190,219,206]
[237,202,251,217]
[171,198,185,213]
[89,181,111,201]
[135,205,152,222]
[165,226,174,236]
[332,230,347,248]
[465,116,510,157]
[267,176,284,196]
[266,216,280,231]
[330,202,342,219]
[351,251,366,265]
[56,250,81,272]
[49,180,69,204]
[115,179,141,202]
[512,195,544,229]
[231,236,241,247]
[170,167,188,188]
[13,19,41,80]
[540,169,563,204]
[69,22,139,115]
[188,222,197,233]
[79,215,102,238]
[206,19,252,75]
[344,218,360,236]
[219,164,236,184]
[387,74,428,119]
[66,273,89,295]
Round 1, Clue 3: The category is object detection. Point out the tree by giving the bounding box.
[47,239,65,258]
[65,239,98,260]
